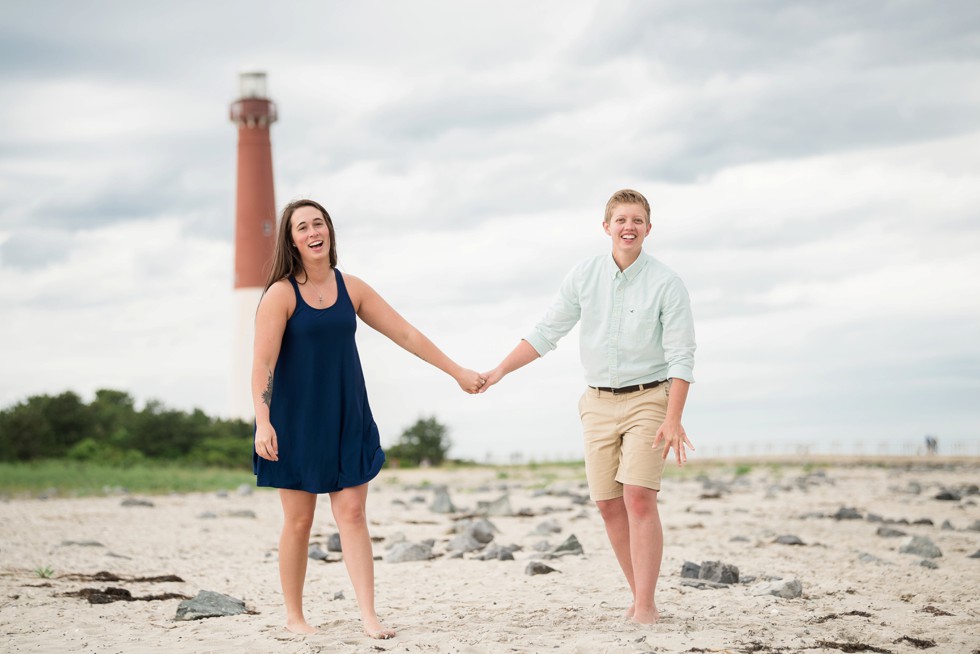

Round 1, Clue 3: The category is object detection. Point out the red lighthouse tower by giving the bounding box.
[229,71,277,418]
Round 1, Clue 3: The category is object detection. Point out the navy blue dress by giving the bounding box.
[254,269,385,493]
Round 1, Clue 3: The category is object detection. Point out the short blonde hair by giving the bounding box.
[604,189,651,224]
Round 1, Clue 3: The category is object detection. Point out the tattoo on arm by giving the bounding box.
[262,371,273,407]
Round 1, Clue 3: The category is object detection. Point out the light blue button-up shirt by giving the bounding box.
[525,251,696,387]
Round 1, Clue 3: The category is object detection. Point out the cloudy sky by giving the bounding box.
[2,1,979,461]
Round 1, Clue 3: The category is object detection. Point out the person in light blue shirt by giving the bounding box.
[480,189,696,624]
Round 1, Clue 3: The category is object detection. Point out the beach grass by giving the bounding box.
[0,460,255,497]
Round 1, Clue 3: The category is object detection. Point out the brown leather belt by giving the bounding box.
[590,380,665,395]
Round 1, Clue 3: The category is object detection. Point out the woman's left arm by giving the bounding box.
[346,273,484,393]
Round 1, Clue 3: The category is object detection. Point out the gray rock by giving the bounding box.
[385,542,434,563]
[680,561,701,579]
[215,490,228,498]
[699,561,739,585]
[906,482,922,494]
[549,534,584,557]
[430,487,457,514]
[175,591,247,621]
[410,495,427,503]
[308,544,329,561]
[391,499,407,507]
[876,526,907,538]
[421,538,435,548]
[384,532,407,549]
[682,579,731,590]
[753,579,803,599]
[899,535,942,559]
[533,519,562,535]
[463,518,498,544]
[225,510,256,518]
[941,520,954,531]
[866,513,883,523]
[532,540,552,552]
[476,543,520,561]
[447,533,486,554]
[918,559,939,569]
[525,561,559,576]
[197,512,218,520]
[912,518,934,526]
[934,489,960,501]
[333,591,344,600]
[775,535,805,546]
[740,575,757,584]
[968,550,980,559]
[857,552,892,565]
[236,484,253,497]
[730,535,751,543]
[60,540,104,547]
[966,520,980,532]
[479,494,514,517]
[326,532,342,552]
[798,511,825,520]
[833,507,862,520]
[121,498,154,507]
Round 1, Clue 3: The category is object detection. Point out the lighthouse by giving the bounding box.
[229,71,277,419]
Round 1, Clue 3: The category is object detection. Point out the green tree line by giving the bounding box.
[0,390,452,469]
[0,389,253,468]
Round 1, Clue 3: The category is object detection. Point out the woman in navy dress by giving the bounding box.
[252,199,484,638]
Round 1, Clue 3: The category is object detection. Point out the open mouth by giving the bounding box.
[309,240,324,250]
[622,234,636,241]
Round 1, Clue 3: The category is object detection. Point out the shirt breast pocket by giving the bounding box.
[624,308,659,343]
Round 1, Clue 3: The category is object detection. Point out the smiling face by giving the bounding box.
[603,202,651,266]
[289,205,332,266]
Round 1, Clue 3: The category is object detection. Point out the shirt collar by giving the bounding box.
[609,251,649,281]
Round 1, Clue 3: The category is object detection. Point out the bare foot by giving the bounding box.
[363,616,396,640]
[285,619,319,634]
[624,603,635,619]
[631,607,660,624]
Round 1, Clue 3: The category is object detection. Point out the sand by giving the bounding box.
[1,459,979,654]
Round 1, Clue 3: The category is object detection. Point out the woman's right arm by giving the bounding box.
[252,281,291,461]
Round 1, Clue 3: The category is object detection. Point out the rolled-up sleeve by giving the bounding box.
[525,266,582,356]
[660,276,696,382]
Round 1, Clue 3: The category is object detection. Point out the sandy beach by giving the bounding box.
[2,459,979,654]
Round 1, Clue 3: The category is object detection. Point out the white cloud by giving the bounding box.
[1,1,979,459]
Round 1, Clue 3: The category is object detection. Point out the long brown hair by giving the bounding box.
[263,199,338,294]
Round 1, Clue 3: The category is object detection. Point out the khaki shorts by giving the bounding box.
[578,384,669,501]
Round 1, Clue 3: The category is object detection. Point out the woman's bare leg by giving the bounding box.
[278,489,319,633]
[330,483,395,639]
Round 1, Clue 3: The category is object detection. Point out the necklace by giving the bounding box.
[305,275,329,305]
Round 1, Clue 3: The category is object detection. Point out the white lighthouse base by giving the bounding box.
[231,287,264,421]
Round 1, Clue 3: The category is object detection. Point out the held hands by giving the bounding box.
[477,366,505,394]
[255,424,279,461]
[653,417,695,465]
[456,368,488,394]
